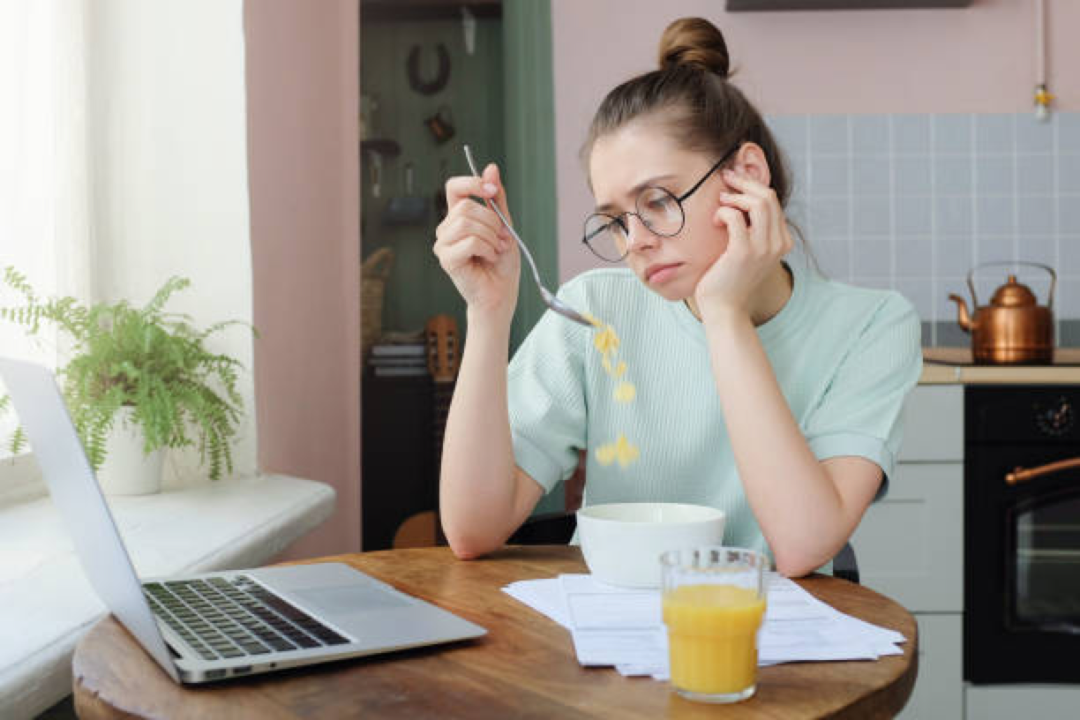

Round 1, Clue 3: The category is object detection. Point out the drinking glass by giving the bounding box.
[660,546,768,704]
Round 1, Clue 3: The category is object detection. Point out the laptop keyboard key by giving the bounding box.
[143,576,349,660]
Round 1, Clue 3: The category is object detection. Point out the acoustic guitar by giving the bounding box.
[391,314,459,548]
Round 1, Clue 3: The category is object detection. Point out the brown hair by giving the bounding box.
[583,17,793,212]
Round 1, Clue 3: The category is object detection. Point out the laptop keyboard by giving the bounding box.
[143,576,350,661]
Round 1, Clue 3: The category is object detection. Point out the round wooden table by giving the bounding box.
[73,546,917,719]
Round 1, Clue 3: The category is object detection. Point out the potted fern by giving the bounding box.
[0,267,250,494]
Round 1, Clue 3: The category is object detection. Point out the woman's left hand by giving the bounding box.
[693,168,793,320]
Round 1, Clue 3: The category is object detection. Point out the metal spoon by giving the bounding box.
[463,145,592,328]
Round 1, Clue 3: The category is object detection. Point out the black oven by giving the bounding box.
[965,385,1080,684]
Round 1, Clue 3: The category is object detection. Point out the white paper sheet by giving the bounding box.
[501,572,906,677]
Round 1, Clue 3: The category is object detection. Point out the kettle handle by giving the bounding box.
[966,261,1056,310]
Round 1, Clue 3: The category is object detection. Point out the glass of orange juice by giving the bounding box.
[660,546,768,704]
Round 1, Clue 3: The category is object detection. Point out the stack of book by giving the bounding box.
[368,340,428,378]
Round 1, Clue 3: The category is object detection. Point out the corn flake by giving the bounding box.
[614,435,640,467]
[595,443,617,466]
[588,314,639,469]
[593,325,619,355]
[614,382,636,403]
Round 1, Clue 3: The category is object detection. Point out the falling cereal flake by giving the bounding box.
[614,382,636,403]
[595,443,617,466]
[613,434,640,467]
[588,313,640,469]
[593,325,619,355]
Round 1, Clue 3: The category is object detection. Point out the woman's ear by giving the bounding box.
[733,143,771,187]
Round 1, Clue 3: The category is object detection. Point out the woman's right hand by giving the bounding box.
[434,163,520,325]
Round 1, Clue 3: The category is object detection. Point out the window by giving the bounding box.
[0,0,92,461]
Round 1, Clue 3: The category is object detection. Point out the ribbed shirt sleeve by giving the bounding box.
[802,291,923,498]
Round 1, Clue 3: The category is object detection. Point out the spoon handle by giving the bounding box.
[462,145,592,329]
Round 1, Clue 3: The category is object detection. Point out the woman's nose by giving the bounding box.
[624,214,659,253]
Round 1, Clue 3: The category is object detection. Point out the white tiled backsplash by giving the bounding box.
[766,113,1080,346]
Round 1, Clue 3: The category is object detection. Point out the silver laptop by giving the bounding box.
[0,357,486,683]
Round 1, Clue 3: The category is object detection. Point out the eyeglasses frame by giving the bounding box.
[582,142,743,263]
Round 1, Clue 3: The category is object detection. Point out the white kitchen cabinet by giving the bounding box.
[852,462,964,612]
[854,385,964,612]
[854,383,965,718]
[965,685,1080,720]
[897,385,964,462]
[897,614,963,720]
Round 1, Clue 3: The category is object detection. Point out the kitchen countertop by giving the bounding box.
[920,347,1080,384]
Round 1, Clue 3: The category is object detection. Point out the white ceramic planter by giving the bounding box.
[95,407,164,495]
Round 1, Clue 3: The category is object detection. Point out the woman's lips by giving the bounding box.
[646,263,681,285]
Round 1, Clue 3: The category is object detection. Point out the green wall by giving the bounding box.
[360,1,564,515]
[360,16,505,338]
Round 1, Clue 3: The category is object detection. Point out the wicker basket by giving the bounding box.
[361,247,394,359]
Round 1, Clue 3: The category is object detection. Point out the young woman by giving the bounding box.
[432,17,921,576]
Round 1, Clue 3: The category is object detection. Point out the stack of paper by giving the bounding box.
[502,573,905,680]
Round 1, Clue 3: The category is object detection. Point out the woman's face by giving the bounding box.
[588,118,730,302]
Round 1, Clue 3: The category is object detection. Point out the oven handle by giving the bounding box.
[1005,457,1080,485]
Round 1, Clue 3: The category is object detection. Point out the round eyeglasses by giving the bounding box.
[582,144,741,263]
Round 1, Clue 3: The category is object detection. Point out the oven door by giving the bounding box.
[966,446,1080,683]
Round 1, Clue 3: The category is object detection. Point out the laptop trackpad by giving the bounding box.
[292,584,411,615]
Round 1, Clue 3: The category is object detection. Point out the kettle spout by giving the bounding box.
[948,293,975,332]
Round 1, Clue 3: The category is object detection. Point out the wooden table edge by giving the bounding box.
[72,545,919,719]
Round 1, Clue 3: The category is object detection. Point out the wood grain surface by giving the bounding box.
[73,546,917,719]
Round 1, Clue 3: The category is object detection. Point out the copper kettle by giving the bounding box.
[948,261,1056,365]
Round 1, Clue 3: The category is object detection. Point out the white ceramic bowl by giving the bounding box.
[576,502,726,588]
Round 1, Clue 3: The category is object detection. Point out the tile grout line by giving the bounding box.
[1006,113,1015,272]
[970,114,978,271]
[929,115,938,346]
[847,114,854,283]
[888,115,896,290]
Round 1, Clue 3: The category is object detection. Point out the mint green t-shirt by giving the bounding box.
[506,257,923,559]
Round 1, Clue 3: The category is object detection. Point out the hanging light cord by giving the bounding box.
[1034,0,1054,121]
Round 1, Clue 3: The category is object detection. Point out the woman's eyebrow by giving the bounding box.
[594,173,678,213]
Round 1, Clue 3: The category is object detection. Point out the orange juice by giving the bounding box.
[662,584,766,696]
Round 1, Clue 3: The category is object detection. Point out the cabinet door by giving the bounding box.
[852,462,963,612]
[898,385,963,462]
[966,685,1080,720]
[897,614,962,720]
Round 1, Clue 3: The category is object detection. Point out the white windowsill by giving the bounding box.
[0,453,49,507]
[0,473,336,720]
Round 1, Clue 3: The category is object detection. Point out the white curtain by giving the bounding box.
[0,0,93,458]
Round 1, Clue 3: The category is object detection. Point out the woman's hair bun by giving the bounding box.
[657,17,731,79]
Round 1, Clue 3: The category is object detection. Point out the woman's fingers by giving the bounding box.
[719,169,789,254]
[444,174,499,207]
[720,171,773,224]
[442,200,508,245]
[435,214,508,261]
[713,206,749,250]
[444,163,514,226]
[438,234,500,272]
[481,163,514,227]
[720,167,771,199]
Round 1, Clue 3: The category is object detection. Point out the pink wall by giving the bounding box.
[244,0,362,558]
[553,0,1080,281]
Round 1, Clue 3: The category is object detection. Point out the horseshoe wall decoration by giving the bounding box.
[407,43,451,96]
